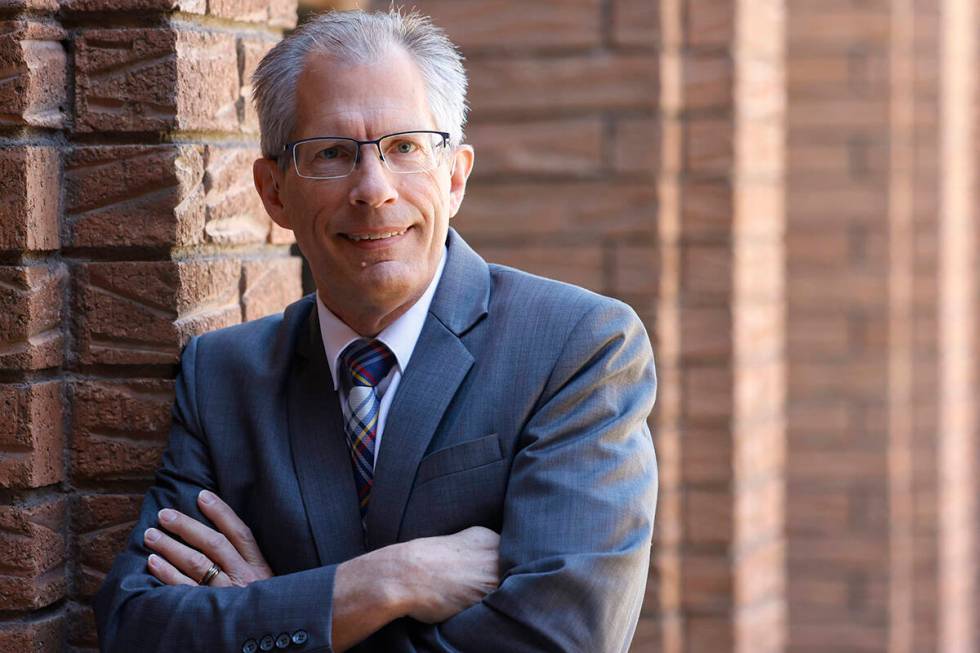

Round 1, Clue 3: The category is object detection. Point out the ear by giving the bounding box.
[447,145,474,219]
[253,157,291,230]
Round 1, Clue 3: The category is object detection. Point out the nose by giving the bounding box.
[348,144,398,208]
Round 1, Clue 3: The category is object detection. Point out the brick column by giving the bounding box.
[0,0,301,649]
[656,1,787,651]
[785,0,978,651]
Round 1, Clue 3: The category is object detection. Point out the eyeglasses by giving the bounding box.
[282,130,451,180]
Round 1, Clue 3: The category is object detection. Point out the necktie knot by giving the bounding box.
[340,338,397,390]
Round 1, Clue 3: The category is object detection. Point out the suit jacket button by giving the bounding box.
[275,633,290,648]
[291,630,309,645]
[259,635,276,651]
[242,640,258,653]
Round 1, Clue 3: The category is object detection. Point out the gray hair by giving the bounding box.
[251,8,469,161]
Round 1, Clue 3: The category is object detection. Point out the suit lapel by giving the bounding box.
[365,317,474,548]
[365,229,491,548]
[288,304,366,564]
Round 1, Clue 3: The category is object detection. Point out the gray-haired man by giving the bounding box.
[95,9,658,653]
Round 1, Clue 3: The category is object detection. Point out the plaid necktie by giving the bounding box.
[339,338,397,528]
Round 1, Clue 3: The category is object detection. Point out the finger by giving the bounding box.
[146,553,196,586]
[156,508,245,577]
[144,526,233,588]
[197,490,270,568]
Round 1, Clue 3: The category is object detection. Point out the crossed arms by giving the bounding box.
[94,300,658,652]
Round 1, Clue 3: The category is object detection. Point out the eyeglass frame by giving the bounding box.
[279,130,452,180]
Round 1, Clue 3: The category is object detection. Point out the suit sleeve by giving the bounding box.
[94,336,339,653]
[411,299,659,653]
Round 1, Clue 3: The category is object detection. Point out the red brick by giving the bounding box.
[65,144,206,249]
[467,118,605,178]
[0,610,65,653]
[0,495,66,610]
[66,601,98,649]
[417,0,601,50]
[476,244,605,293]
[680,551,733,611]
[0,21,67,129]
[75,28,238,133]
[61,0,203,11]
[0,382,64,489]
[613,0,659,48]
[684,489,732,545]
[685,0,733,47]
[674,52,733,114]
[613,117,660,176]
[0,146,60,253]
[241,257,303,322]
[685,117,734,176]
[682,364,733,424]
[681,243,732,304]
[787,8,890,50]
[0,0,58,10]
[238,36,278,133]
[203,146,271,245]
[73,259,241,365]
[678,306,733,362]
[456,181,656,240]
[681,426,733,484]
[70,379,174,482]
[208,0,296,29]
[468,54,657,115]
[0,264,65,371]
[74,494,144,598]
[611,244,658,295]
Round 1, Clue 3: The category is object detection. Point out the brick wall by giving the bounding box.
[0,0,301,649]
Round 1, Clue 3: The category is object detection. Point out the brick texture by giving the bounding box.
[0,0,301,647]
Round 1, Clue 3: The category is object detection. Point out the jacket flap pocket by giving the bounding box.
[415,433,502,486]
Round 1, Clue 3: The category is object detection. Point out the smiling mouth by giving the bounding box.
[343,228,408,242]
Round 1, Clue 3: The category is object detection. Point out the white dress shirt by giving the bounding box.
[316,247,447,456]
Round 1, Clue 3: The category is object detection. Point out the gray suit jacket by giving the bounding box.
[94,229,658,653]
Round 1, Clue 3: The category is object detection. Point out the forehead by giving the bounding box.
[293,48,434,140]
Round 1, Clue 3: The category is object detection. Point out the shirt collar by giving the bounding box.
[316,246,447,390]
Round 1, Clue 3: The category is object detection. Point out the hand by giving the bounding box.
[398,526,500,623]
[143,490,274,588]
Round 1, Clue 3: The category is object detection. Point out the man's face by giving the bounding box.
[257,48,473,329]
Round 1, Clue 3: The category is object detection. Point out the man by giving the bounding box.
[95,9,658,653]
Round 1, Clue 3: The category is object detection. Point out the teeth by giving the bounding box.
[347,230,406,242]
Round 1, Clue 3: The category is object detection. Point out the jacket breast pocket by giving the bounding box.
[415,433,503,487]
[401,433,507,538]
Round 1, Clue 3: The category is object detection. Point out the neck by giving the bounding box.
[317,290,423,337]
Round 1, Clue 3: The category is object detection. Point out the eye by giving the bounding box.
[316,146,342,160]
[392,140,418,154]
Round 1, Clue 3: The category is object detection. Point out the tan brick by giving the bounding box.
[468,54,657,115]
[241,257,303,322]
[787,8,890,50]
[70,379,174,482]
[0,495,66,610]
[0,264,65,371]
[65,145,206,249]
[75,28,239,133]
[613,0,659,48]
[476,244,605,294]
[0,146,60,252]
[0,610,65,652]
[0,382,64,490]
[73,259,241,365]
[0,21,67,129]
[417,0,601,50]
[467,118,604,178]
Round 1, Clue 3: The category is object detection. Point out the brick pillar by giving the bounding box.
[656,1,787,651]
[785,0,978,651]
[0,0,301,649]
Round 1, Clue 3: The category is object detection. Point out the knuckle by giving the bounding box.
[193,552,211,571]
[206,533,228,551]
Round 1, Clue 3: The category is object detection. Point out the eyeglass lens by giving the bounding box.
[293,132,446,179]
